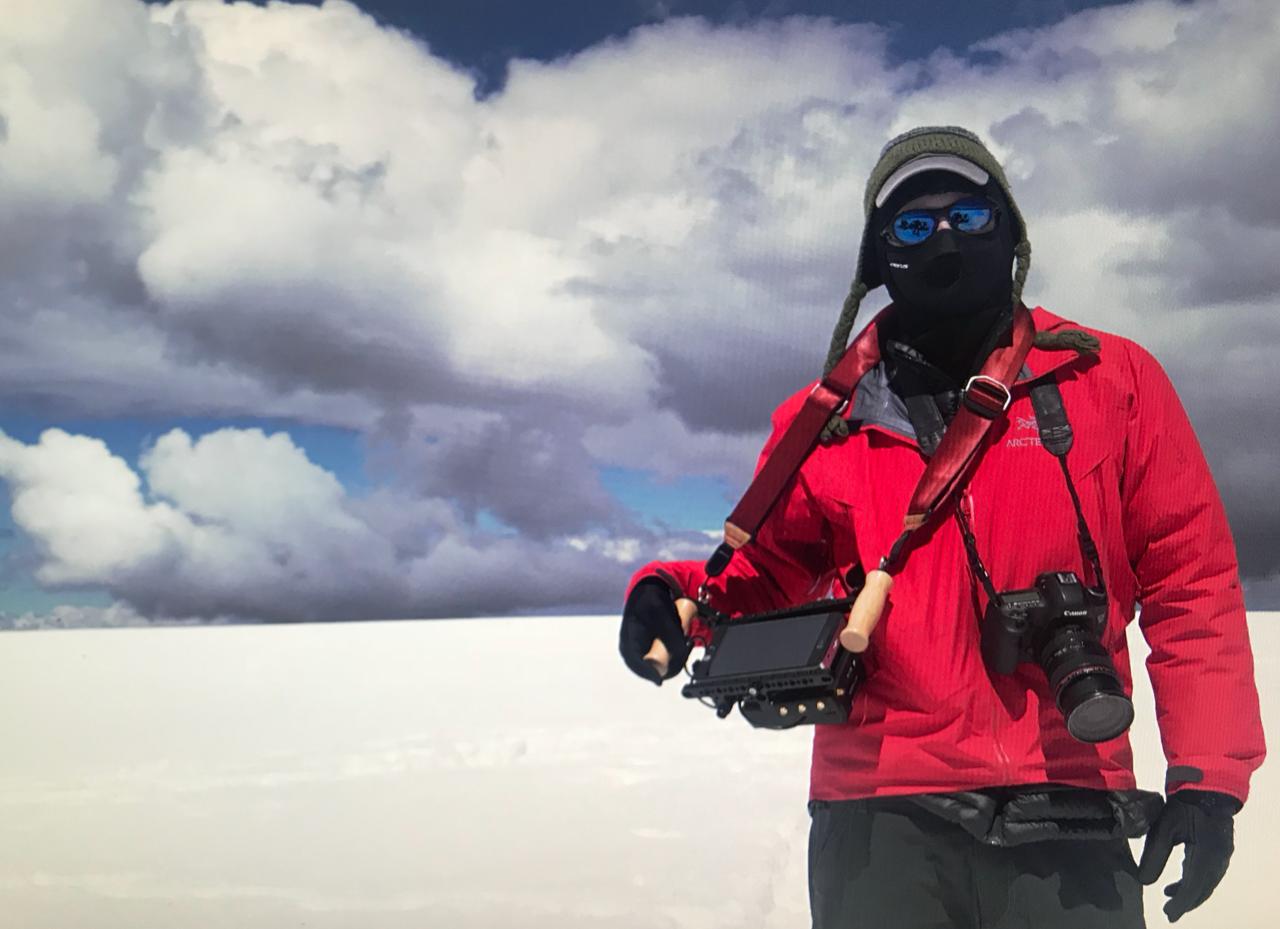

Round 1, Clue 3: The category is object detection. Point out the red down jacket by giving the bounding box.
[626,304,1266,806]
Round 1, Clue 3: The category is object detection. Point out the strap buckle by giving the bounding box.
[811,379,849,417]
[963,375,1012,419]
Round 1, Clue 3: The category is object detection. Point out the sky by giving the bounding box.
[325,0,1138,96]
[1,0,1279,626]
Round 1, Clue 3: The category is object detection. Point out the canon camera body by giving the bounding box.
[980,570,1133,743]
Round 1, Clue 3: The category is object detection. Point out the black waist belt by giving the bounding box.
[905,785,1165,847]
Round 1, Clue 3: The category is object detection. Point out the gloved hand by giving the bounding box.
[619,578,690,685]
[1136,789,1241,923]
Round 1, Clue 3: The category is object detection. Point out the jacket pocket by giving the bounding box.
[821,486,870,594]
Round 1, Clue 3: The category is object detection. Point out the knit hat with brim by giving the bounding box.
[822,125,1033,376]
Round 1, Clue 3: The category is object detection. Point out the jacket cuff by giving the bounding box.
[1171,789,1243,816]
[623,563,714,646]
[1165,764,1250,810]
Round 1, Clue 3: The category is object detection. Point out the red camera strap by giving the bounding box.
[715,314,883,552]
[903,305,1034,529]
[707,304,1035,580]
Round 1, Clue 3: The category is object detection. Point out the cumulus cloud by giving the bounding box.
[1,0,1278,620]
[0,426,706,621]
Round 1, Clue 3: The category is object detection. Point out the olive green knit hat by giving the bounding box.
[822,125,1033,376]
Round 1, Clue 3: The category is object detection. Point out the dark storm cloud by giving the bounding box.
[398,414,636,539]
[103,514,640,622]
[652,341,817,433]
[1155,317,1280,606]
[1112,212,1280,308]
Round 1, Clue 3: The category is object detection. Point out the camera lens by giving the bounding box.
[1059,677,1135,743]
[1039,627,1134,743]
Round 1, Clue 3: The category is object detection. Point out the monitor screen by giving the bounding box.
[707,613,833,677]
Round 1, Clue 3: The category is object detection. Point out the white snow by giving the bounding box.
[0,613,1274,928]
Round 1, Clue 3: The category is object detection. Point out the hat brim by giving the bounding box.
[873,154,991,209]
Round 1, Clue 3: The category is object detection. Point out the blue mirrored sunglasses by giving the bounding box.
[882,198,999,246]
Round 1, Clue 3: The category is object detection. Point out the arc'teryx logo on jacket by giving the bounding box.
[1007,414,1042,449]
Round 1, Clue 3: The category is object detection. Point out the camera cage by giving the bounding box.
[680,595,863,729]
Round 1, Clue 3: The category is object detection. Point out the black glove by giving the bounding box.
[619,578,691,685]
[1137,789,1241,922]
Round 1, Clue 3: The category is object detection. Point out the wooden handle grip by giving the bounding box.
[643,597,697,678]
[839,569,893,653]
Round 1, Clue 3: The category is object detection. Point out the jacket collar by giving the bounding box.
[1017,305,1094,384]
[849,302,1089,382]
[844,303,1091,444]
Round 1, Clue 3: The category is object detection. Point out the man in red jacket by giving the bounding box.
[619,126,1265,927]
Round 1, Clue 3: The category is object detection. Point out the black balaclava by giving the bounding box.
[873,171,1018,387]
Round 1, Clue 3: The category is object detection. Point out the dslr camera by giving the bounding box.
[980,571,1133,743]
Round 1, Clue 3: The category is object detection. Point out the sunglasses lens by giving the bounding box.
[948,202,994,232]
[891,212,935,245]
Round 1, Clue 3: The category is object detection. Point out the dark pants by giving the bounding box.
[809,797,1145,929]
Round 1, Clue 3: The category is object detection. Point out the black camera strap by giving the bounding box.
[1030,379,1107,597]
[946,376,1107,605]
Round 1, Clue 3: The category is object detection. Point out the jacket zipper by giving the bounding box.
[962,489,1013,785]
